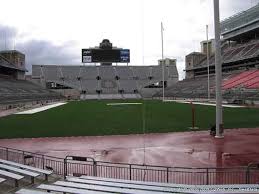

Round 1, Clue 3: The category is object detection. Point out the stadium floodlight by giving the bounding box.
[206,25,210,101]
[213,0,224,138]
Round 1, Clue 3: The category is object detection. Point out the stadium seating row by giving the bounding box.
[16,175,259,194]
[222,70,259,89]
[33,65,178,81]
[199,39,259,67]
[0,77,63,105]
[0,159,52,188]
[80,93,142,100]
[32,65,178,96]
[154,70,259,102]
[0,155,258,193]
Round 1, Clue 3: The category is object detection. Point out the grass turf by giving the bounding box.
[0,100,258,138]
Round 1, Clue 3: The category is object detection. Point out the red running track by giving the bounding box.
[0,128,258,168]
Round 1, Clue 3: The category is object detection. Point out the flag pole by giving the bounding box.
[206,25,210,101]
[161,22,165,102]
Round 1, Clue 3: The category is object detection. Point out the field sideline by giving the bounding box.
[0,100,259,139]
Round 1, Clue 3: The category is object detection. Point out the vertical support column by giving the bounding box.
[129,164,132,180]
[213,0,224,138]
[93,161,97,177]
[22,151,25,164]
[6,148,8,160]
[42,155,45,170]
[64,158,67,180]
[166,167,169,183]
[206,168,209,185]
[246,167,250,184]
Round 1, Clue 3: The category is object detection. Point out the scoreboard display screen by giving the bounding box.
[82,49,130,63]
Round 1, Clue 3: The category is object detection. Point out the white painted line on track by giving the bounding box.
[15,102,67,114]
[107,103,142,106]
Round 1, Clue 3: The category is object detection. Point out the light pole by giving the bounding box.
[161,22,165,102]
[213,0,223,138]
[206,25,210,101]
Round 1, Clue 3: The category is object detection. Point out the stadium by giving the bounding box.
[0,1,259,194]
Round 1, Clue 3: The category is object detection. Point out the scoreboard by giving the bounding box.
[82,49,130,63]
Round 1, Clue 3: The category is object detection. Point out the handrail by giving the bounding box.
[0,145,249,170]
[0,145,258,184]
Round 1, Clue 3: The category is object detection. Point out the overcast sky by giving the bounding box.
[0,0,259,79]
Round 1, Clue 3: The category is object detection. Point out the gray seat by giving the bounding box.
[0,163,39,183]
[0,177,6,184]
[0,169,24,187]
[0,159,52,180]
[54,180,168,194]
[37,184,110,194]
[66,176,181,193]
[16,189,58,194]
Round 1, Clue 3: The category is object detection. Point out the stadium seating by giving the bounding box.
[81,80,99,93]
[32,65,178,99]
[116,66,134,79]
[100,79,119,94]
[119,80,138,93]
[15,175,259,194]
[61,66,80,79]
[0,159,52,188]
[132,66,151,80]
[222,70,259,89]
[154,70,259,102]
[153,75,215,99]
[99,66,116,79]
[42,65,61,81]
[199,40,259,67]
[80,66,99,79]
[1,149,259,194]
[0,76,62,106]
[99,94,121,99]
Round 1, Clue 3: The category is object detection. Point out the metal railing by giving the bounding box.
[0,146,258,185]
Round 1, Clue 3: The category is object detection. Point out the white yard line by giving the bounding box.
[107,103,142,106]
[164,100,245,108]
[15,102,67,114]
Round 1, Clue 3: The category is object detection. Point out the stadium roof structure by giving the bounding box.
[0,54,27,72]
[221,3,259,40]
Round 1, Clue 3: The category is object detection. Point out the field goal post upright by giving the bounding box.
[213,0,224,138]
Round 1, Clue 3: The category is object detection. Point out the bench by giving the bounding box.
[80,176,259,190]
[37,184,110,194]
[58,180,259,194]
[15,188,57,194]
[66,176,177,193]
[0,163,39,184]
[80,175,190,188]
[0,169,24,187]
[54,180,169,194]
[0,177,6,184]
[0,159,52,180]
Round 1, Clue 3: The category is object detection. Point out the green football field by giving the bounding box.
[0,100,259,139]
